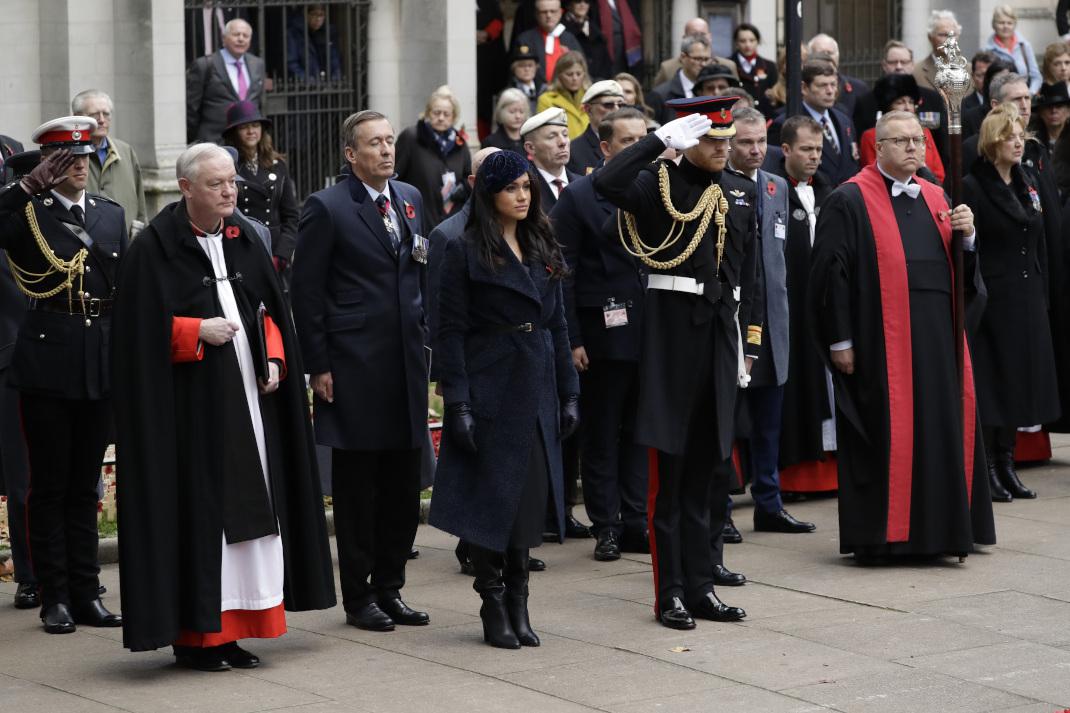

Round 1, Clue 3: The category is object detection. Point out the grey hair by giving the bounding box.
[494,88,531,126]
[990,72,1027,102]
[71,89,113,116]
[681,35,710,56]
[732,106,766,129]
[875,110,920,140]
[224,18,252,36]
[806,33,838,54]
[928,10,960,35]
[176,143,234,182]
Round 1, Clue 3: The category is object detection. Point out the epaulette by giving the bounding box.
[86,192,121,207]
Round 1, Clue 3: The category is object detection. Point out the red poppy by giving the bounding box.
[766,180,776,197]
[224,225,240,239]
[845,82,853,93]
[404,201,416,220]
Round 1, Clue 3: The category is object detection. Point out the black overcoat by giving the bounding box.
[567,126,604,176]
[963,160,1061,427]
[112,201,336,652]
[236,158,300,263]
[428,232,579,551]
[291,173,429,451]
[395,121,472,229]
[593,133,763,457]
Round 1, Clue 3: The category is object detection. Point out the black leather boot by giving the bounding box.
[470,545,520,649]
[996,446,1036,499]
[505,548,540,647]
[986,446,1013,503]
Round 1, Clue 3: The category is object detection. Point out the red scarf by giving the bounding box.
[993,33,1018,53]
[598,0,642,67]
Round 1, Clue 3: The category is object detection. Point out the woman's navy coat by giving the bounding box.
[429,230,580,552]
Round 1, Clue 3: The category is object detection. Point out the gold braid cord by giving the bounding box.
[6,201,87,310]
[618,161,730,271]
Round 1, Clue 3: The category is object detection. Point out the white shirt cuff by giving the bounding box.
[830,340,853,352]
[963,231,976,251]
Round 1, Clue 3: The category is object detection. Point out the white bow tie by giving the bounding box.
[891,180,921,199]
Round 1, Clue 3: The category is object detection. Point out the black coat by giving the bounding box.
[562,15,612,80]
[482,127,525,155]
[292,173,430,451]
[648,72,686,125]
[428,232,579,551]
[0,183,126,400]
[567,126,604,176]
[593,133,763,457]
[833,73,870,119]
[769,106,859,186]
[536,167,583,211]
[395,121,472,229]
[732,55,778,118]
[550,171,644,361]
[236,158,300,263]
[963,161,1061,427]
[112,201,336,651]
[0,135,23,183]
[962,102,988,140]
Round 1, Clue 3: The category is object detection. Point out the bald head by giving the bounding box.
[683,18,710,41]
[468,147,501,187]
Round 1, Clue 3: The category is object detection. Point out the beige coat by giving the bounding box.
[87,136,146,235]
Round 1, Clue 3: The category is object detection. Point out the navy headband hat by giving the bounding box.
[479,150,531,193]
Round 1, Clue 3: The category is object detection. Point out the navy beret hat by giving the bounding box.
[478,150,532,193]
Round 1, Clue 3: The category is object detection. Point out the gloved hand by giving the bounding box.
[446,402,478,453]
[21,149,76,195]
[653,114,713,151]
[559,394,580,439]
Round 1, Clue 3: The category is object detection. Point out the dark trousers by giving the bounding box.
[0,372,34,585]
[742,384,785,514]
[707,458,735,567]
[20,394,109,608]
[579,359,647,538]
[332,447,421,611]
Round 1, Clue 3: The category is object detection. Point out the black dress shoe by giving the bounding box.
[712,564,747,586]
[408,548,420,559]
[620,530,650,554]
[657,596,696,630]
[71,598,122,627]
[996,454,1037,499]
[593,530,621,561]
[379,597,429,626]
[528,556,546,572]
[173,645,230,672]
[14,582,39,609]
[346,602,395,631]
[722,518,743,544]
[41,603,76,634]
[988,462,1013,502]
[220,642,260,669]
[754,508,816,533]
[690,592,746,622]
[565,514,592,539]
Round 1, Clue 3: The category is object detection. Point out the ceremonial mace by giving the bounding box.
[934,32,971,386]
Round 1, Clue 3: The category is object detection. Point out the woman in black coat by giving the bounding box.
[731,24,778,119]
[429,151,580,650]
[395,86,473,229]
[222,102,300,271]
[963,104,1060,502]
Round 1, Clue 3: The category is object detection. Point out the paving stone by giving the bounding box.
[911,591,1070,647]
[606,682,833,713]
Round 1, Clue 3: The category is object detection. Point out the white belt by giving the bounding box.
[647,274,704,295]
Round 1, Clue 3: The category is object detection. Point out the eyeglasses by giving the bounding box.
[685,55,713,64]
[879,135,926,148]
[593,100,626,110]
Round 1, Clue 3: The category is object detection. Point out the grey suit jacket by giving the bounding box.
[186,50,266,143]
[753,168,790,386]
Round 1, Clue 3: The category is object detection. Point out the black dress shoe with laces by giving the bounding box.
[41,603,76,634]
[690,592,746,622]
[753,508,816,533]
[71,598,122,627]
[528,556,546,572]
[722,518,743,544]
[220,642,260,668]
[712,564,746,586]
[657,596,696,630]
[173,645,230,672]
[379,597,429,626]
[565,514,592,539]
[593,531,621,561]
[14,582,39,610]
[346,602,395,631]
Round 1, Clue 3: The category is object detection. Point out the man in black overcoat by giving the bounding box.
[0,118,125,635]
[551,108,649,562]
[566,80,626,176]
[292,110,431,633]
[594,96,762,629]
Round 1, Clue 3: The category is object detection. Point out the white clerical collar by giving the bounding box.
[50,189,85,213]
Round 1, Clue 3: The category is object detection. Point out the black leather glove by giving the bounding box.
[445,402,478,453]
[21,149,75,195]
[559,394,580,439]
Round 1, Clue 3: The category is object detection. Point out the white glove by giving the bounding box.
[654,114,712,151]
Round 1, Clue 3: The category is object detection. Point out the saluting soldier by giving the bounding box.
[593,96,763,630]
[0,117,126,634]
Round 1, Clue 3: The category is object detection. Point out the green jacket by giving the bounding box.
[87,136,146,235]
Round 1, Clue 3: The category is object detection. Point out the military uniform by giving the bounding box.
[0,117,126,632]
[236,158,299,265]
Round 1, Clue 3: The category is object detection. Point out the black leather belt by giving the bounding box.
[481,322,536,334]
[34,297,113,317]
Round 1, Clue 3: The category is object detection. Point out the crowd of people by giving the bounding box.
[2,0,1070,675]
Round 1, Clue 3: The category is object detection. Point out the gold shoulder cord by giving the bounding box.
[5,201,88,311]
[618,161,730,272]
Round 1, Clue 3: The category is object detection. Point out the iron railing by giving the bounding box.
[801,0,903,83]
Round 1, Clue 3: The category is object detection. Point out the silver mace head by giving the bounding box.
[934,31,971,131]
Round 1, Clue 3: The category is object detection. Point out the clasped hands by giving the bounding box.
[198,317,279,393]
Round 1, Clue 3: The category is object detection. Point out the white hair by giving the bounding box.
[928,10,960,35]
[806,33,838,54]
[176,143,234,182]
[71,89,113,116]
[224,18,252,36]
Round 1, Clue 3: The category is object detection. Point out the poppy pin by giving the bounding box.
[545,264,554,274]
[766,179,776,197]
[844,82,853,93]
[225,225,240,239]
[404,201,416,220]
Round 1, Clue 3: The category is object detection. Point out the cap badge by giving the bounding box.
[520,45,529,53]
[71,131,82,140]
[720,109,727,119]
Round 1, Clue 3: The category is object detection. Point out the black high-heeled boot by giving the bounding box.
[505,548,540,647]
[986,446,1013,502]
[469,545,520,649]
[455,540,474,575]
[996,446,1036,499]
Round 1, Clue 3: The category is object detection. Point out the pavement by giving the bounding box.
[3,441,1070,713]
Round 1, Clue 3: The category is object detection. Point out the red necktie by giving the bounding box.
[552,178,565,197]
